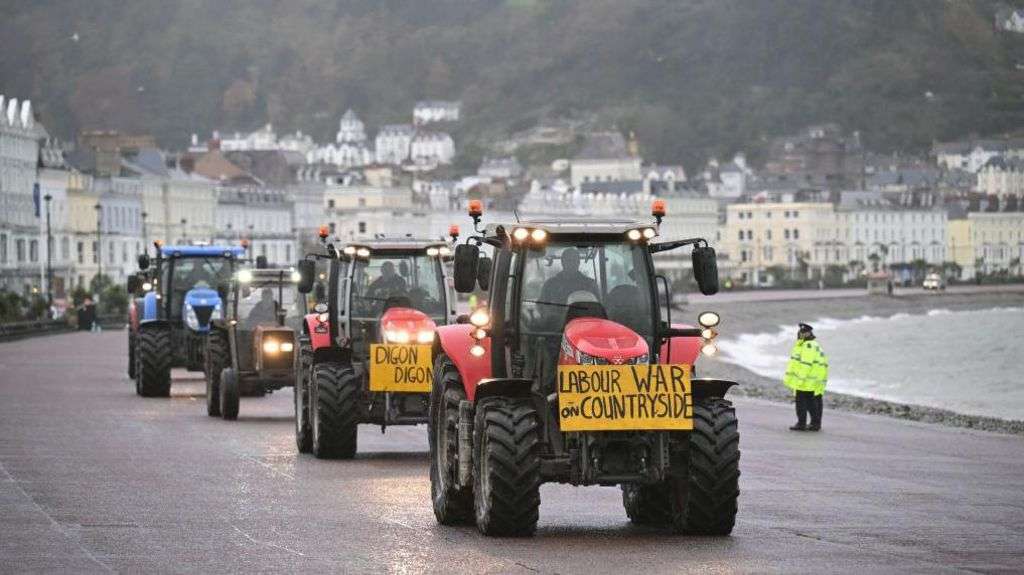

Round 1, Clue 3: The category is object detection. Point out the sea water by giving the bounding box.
[718,306,1024,421]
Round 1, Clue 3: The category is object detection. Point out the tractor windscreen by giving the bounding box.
[519,241,655,340]
[165,256,234,319]
[236,281,302,330]
[350,253,446,321]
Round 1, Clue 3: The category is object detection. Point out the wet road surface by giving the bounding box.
[2,331,1023,573]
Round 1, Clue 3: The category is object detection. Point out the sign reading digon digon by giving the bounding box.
[557,364,693,431]
[368,344,433,393]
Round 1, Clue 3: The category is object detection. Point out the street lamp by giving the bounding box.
[94,203,103,288]
[44,194,53,305]
[141,211,148,254]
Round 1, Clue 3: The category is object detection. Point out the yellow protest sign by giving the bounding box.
[557,364,692,431]
[368,344,433,393]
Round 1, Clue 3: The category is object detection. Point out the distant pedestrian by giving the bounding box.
[783,323,828,431]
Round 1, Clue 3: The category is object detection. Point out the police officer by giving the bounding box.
[783,323,828,431]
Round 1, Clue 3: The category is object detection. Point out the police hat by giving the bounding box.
[798,323,814,332]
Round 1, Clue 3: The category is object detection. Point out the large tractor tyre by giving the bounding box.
[219,368,240,421]
[311,363,360,459]
[205,334,227,417]
[472,397,541,537]
[136,328,172,398]
[429,355,474,525]
[668,398,740,535]
[294,344,313,453]
[127,333,136,379]
[622,482,671,526]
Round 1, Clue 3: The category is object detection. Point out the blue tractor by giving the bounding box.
[127,244,246,397]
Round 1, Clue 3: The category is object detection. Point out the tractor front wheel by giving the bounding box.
[429,355,473,525]
[294,342,313,453]
[220,368,240,420]
[473,397,541,537]
[668,398,740,535]
[205,333,227,417]
[136,327,171,397]
[311,362,359,459]
[127,333,136,379]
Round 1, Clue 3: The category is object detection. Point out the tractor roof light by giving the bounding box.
[470,344,486,357]
[448,224,460,240]
[356,247,371,259]
[438,246,452,257]
[701,342,718,357]
[343,245,357,256]
[468,199,483,218]
[471,327,488,340]
[238,269,253,283]
[290,270,302,283]
[701,328,717,340]
[652,199,667,218]
[469,308,490,328]
[530,228,547,243]
[642,227,657,240]
[427,247,440,257]
[512,227,530,242]
[698,311,721,328]
[627,229,642,241]
[240,239,250,248]
[318,225,330,239]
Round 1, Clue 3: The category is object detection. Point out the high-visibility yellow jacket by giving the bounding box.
[783,339,828,396]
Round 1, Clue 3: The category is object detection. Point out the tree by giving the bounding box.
[868,253,881,272]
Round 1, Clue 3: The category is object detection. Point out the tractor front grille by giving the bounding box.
[192,305,214,327]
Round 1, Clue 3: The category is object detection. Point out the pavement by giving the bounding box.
[1,330,1023,574]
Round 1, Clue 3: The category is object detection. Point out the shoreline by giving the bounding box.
[698,290,1024,436]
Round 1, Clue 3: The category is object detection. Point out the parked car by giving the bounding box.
[923,273,946,291]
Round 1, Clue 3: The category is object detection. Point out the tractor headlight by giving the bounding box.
[142,281,153,291]
[238,269,253,283]
[575,349,609,365]
[701,342,719,356]
[469,308,490,327]
[470,344,486,357]
[263,339,281,353]
[698,311,721,328]
[291,271,302,282]
[416,330,435,344]
[184,305,199,330]
[280,341,294,353]
[384,329,411,344]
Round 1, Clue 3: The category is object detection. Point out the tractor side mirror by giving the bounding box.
[453,244,480,293]
[137,254,150,270]
[296,260,316,294]
[692,246,720,296]
[477,256,492,291]
[126,275,141,294]
[256,255,268,269]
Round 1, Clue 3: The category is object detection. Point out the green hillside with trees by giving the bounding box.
[2,0,1023,168]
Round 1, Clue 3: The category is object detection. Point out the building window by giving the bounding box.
[784,211,790,218]
[766,230,772,240]
[793,229,800,240]
[358,198,366,207]
[285,245,292,262]
[738,231,744,241]
[784,230,790,240]
[329,223,336,234]
[358,222,367,233]
[327,199,335,208]
[92,241,98,264]
[738,212,744,220]
[0,233,6,263]
[61,237,69,261]
[78,242,85,264]
[16,239,25,262]
[29,240,38,263]
[792,211,799,218]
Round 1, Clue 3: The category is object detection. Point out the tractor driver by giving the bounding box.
[367,261,408,299]
[539,247,599,307]
[247,287,278,324]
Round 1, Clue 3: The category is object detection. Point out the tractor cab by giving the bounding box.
[426,200,740,537]
[204,266,304,419]
[293,233,458,458]
[127,243,246,397]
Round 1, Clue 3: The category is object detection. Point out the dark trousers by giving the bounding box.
[795,391,823,428]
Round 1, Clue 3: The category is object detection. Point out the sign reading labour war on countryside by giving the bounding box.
[557,364,693,431]
[369,344,433,393]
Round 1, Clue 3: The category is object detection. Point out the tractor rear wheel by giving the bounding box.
[668,398,740,535]
[205,333,227,417]
[429,355,473,525]
[220,368,240,420]
[136,327,171,397]
[473,397,541,537]
[311,362,359,459]
[294,342,313,453]
[622,482,670,525]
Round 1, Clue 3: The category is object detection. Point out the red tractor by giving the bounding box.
[294,233,459,459]
[428,201,739,536]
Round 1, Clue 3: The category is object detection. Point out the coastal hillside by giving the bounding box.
[2,0,1023,165]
